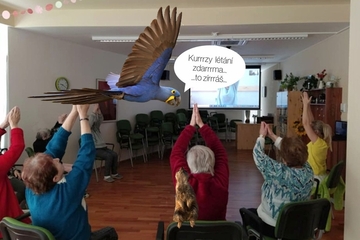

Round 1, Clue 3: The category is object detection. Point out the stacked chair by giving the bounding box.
[135,113,161,159]
[116,119,147,167]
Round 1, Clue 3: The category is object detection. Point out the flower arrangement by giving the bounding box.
[317,69,327,80]
[293,119,307,136]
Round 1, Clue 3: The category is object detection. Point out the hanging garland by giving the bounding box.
[2,0,83,20]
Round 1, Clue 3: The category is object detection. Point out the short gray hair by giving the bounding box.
[186,145,215,176]
[36,128,51,140]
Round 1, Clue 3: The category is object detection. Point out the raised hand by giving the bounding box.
[8,106,20,129]
[194,104,204,128]
[77,104,90,118]
[301,92,312,106]
[190,105,196,127]
[259,121,268,137]
[58,113,68,124]
[93,103,100,113]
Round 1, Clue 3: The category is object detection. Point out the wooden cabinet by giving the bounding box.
[275,88,342,138]
[275,91,303,137]
[307,88,342,132]
[276,88,345,177]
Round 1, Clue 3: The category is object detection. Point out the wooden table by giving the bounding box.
[236,123,261,150]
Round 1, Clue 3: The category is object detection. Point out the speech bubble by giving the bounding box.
[174,45,246,92]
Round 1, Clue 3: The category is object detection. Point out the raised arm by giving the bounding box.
[253,122,283,180]
[50,113,67,136]
[88,104,102,127]
[267,124,282,150]
[170,107,197,184]
[302,92,318,143]
[0,107,25,177]
[45,106,78,159]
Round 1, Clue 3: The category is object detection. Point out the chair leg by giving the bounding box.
[128,149,133,167]
[94,161,99,182]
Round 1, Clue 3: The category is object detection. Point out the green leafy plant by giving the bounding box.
[301,75,318,91]
[280,73,300,91]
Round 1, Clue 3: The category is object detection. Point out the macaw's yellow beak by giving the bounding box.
[166,96,181,106]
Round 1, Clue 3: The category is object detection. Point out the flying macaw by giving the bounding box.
[29,6,182,106]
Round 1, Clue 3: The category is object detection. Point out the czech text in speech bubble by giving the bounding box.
[174,45,246,92]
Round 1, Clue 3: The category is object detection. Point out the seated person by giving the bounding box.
[302,92,332,182]
[0,107,31,239]
[33,113,67,153]
[89,104,122,183]
[170,104,229,220]
[244,122,313,238]
[22,105,117,240]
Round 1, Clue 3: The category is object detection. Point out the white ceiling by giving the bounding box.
[0,0,350,67]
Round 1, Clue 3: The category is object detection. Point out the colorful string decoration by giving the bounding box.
[2,0,83,20]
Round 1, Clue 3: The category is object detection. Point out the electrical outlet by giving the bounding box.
[340,103,346,113]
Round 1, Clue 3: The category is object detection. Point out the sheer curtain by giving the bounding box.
[0,24,8,148]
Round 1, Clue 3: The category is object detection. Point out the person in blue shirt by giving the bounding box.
[22,105,118,240]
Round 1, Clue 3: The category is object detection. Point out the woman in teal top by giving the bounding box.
[22,105,118,240]
[246,122,313,237]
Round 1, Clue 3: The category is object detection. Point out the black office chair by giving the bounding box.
[156,221,247,240]
[240,198,331,240]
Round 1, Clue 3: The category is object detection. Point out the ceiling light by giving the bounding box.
[92,33,308,43]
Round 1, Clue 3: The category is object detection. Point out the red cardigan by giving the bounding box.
[170,124,229,220]
[0,128,31,238]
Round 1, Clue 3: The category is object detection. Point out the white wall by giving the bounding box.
[344,1,360,239]
[7,28,186,164]
[280,29,349,120]
[260,65,280,117]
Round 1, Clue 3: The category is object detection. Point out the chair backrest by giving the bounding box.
[166,221,246,240]
[25,147,35,157]
[326,161,345,189]
[176,108,187,116]
[150,110,164,127]
[116,119,132,135]
[212,113,226,123]
[274,198,331,239]
[164,112,177,123]
[0,217,55,240]
[176,113,187,126]
[133,113,150,135]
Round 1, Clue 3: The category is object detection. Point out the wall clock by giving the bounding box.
[55,77,69,91]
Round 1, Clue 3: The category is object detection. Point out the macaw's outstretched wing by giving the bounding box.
[116,6,182,88]
[28,89,124,104]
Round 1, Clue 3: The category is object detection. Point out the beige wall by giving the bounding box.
[280,29,349,121]
[344,1,360,239]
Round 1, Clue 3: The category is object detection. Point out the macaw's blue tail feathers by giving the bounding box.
[28,88,124,104]
[106,73,121,90]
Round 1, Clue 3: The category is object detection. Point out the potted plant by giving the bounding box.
[301,75,318,91]
[280,73,300,91]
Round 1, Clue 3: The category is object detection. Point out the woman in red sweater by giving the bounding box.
[170,104,229,220]
[0,107,31,238]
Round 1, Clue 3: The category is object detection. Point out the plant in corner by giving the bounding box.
[280,73,300,91]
